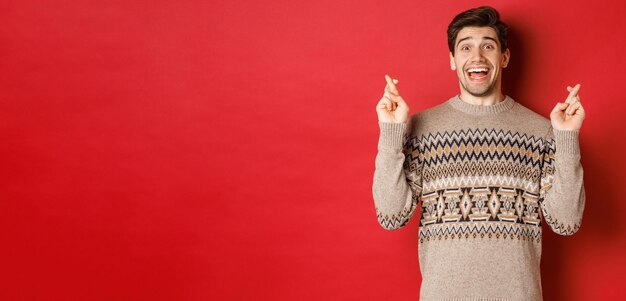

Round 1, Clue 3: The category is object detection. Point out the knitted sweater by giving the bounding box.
[372,95,585,301]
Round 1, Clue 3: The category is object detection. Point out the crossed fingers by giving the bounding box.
[384,74,399,98]
[383,74,400,110]
[565,83,582,116]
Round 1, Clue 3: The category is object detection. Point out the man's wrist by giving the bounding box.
[378,122,407,151]
[553,128,580,155]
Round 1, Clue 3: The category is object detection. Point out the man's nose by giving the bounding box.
[469,48,486,62]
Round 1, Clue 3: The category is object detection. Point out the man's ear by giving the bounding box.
[502,48,510,68]
[450,52,456,71]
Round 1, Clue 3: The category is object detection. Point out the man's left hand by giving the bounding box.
[550,83,586,131]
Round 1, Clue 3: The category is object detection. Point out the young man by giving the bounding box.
[372,6,585,301]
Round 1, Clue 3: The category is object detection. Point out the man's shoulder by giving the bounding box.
[409,99,451,121]
[510,99,551,128]
[405,98,455,136]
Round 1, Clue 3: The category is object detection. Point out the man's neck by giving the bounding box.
[458,91,506,106]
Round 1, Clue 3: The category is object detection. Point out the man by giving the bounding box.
[372,6,585,301]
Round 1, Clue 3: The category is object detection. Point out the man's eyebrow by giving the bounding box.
[483,36,498,43]
[456,36,499,47]
[456,37,471,47]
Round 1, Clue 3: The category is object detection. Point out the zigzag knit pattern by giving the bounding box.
[394,128,575,243]
[375,196,418,230]
[541,205,581,236]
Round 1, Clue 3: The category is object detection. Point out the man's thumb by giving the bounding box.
[551,102,568,114]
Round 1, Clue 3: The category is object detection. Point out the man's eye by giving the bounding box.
[461,46,470,51]
[483,44,494,50]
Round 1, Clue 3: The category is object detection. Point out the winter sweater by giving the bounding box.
[372,95,585,301]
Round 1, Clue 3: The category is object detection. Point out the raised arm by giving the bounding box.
[539,84,586,235]
[372,75,423,230]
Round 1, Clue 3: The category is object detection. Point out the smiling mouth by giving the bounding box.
[466,67,490,81]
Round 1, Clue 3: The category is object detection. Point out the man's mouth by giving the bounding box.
[466,67,490,81]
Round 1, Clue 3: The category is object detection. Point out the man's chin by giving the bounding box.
[464,83,496,97]
[468,89,494,97]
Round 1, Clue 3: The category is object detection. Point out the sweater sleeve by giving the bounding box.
[372,120,423,230]
[538,128,586,236]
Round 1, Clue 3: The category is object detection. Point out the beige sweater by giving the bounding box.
[372,95,585,301]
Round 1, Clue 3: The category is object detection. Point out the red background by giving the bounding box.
[2,0,625,300]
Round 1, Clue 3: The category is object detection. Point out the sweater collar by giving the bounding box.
[447,94,515,115]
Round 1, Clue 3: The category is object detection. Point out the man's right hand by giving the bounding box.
[376,74,410,123]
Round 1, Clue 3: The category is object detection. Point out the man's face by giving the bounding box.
[450,26,510,97]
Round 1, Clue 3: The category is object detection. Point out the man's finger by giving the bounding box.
[384,92,400,103]
[385,83,398,96]
[386,93,403,111]
[377,99,388,110]
[385,92,402,102]
[379,97,393,111]
[385,74,397,91]
[576,104,586,115]
[385,74,399,94]
[566,102,578,115]
[565,84,581,104]
[566,101,584,115]
[551,102,569,115]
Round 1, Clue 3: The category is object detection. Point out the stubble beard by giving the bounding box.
[460,79,497,97]
[459,62,498,97]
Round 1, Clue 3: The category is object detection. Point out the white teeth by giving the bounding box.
[468,67,488,73]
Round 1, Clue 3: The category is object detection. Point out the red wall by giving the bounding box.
[2,0,625,300]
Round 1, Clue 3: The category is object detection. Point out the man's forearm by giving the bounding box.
[540,129,585,235]
[372,122,419,230]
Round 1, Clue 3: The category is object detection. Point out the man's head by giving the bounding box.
[447,6,508,56]
[447,6,510,98]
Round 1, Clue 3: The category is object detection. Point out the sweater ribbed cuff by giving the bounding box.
[554,129,580,155]
[378,121,407,150]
